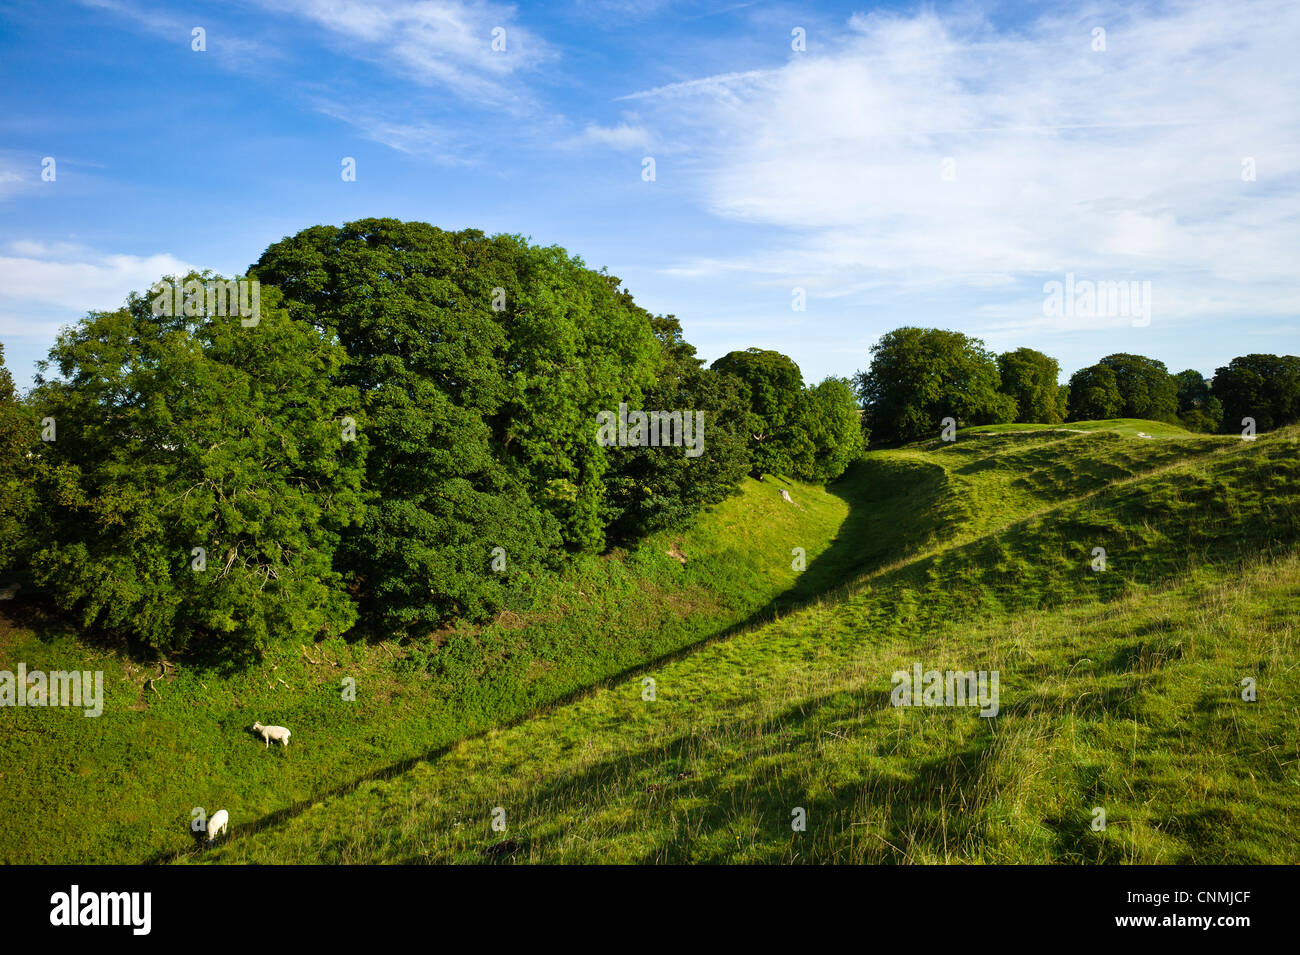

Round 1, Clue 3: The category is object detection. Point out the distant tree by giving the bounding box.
[1212,354,1300,433]
[26,277,366,657]
[1174,369,1210,412]
[711,348,815,477]
[854,327,1015,445]
[604,314,751,539]
[1097,353,1179,422]
[1173,369,1222,433]
[1067,364,1123,421]
[997,348,1066,423]
[803,376,865,481]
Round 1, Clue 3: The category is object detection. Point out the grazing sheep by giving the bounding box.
[206,809,228,844]
[251,721,291,748]
[780,488,793,503]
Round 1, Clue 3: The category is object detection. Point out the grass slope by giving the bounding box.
[0,474,851,864]
[191,422,1300,864]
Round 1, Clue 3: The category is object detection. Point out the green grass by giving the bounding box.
[4,418,1297,864]
[188,421,1300,864]
[0,474,850,864]
[963,418,1193,439]
[197,555,1299,864]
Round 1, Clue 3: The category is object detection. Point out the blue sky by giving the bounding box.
[1,0,1297,391]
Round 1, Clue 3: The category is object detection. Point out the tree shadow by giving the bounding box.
[130,433,1300,863]
[143,462,948,864]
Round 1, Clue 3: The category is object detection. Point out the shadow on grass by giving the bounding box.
[387,686,998,865]
[144,433,1300,863]
[144,462,942,864]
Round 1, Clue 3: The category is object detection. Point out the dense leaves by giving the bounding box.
[25,278,365,655]
[854,327,1015,445]
[804,377,865,481]
[711,348,817,478]
[253,219,670,634]
[603,314,751,539]
[1211,354,1300,434]
[998,348,1067,424]
[1173,369,1223,433]
[1066,364,1123,421]
[0,344,38,576]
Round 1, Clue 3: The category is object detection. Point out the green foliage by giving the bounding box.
[1174,369,1210,411]
[1173,369,1222,433]
[603,314,751,540]
[711,348,816,477]
[997,348,1066,423]
[1070,355,1178,423]
[1211,353,1300,433]
[1067,364,1123,421]
[25,277,365,655]
[253,218,671,635]
[1100,353,1179,422]
[0,344,39,575]
[803,376,865,481]
[855,327,1015,445]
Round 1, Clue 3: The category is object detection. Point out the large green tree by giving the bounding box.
[1212,354,1300,433]
[1095,353,1179,422]
[1067,365,1123,421]
[803,376,865,481]
[26,276,365,656]
[997,348,1066,423]
[854,327,1015,445]
[253,219,667,633]
[711,348,815,477]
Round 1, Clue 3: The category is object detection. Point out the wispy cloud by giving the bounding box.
[621,1,1300,333]
[561,121,651,150]
[258,0,554,107]
[0,241,195,337]
[77,0,556,159]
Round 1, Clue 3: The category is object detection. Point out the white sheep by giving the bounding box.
[251,721,291,748]
[206,809,229,844]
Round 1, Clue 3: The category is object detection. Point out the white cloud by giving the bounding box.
[0,243,195,337]
[623,1,1300,331]
[260,0,554,106]
[562,122,652,150]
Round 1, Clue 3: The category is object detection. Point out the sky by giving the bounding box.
[1,0,1297,391]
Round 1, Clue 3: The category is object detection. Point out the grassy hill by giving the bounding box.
[0,473,855,864]
[188,421,1300,864]
[4,420,1297,864]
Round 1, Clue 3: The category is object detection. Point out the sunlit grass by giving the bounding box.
[192,422,1298,864]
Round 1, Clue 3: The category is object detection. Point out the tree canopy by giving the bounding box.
[998,348,1066,424]
[854,327,1014,444]
[1211,354,1300,433]
[711,348,817,478]
[25,277,366,656]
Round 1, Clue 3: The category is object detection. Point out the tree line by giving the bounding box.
[855,326,1299,445]
[0,220,1293,658]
